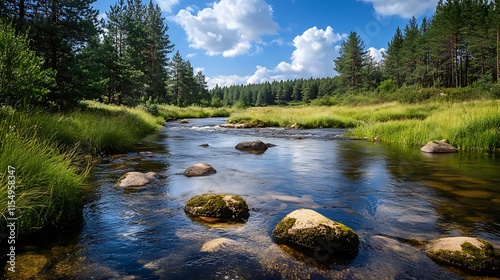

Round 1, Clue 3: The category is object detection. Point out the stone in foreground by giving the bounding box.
[426,236,500,275]
[183,163,217,177]
[421,139,458,153]
[272,209,359,253]
[116,172,159,189]
[185,194,249,221]
[235,140,268,152]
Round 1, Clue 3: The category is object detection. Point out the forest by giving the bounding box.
[1,0,500,110]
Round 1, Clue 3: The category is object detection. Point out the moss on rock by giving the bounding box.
[185,194,249,221]
[272,209,359,253]
[427,237,500,275]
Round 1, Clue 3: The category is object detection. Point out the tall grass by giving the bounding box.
[347,100,500,153]
[158,105,232,119]
[0,101,164,235]
[228,102,439,128]
[0,115,86,234]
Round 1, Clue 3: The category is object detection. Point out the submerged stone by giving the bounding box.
[183,163,217,177]
[116,172,159,189]
[421,139,458,153]
[426,236,500,275]
[200,238,240,253]
[272,209,359,253]
[184,194,249,221]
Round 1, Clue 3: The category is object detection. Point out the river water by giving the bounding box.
[6,118,500,279]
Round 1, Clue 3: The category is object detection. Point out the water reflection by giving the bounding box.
[5,118,500,279]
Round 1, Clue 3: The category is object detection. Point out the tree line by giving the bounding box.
[210,0,500,107]
[0,0,208,109]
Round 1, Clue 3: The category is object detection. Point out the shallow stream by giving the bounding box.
[5,118,500,279]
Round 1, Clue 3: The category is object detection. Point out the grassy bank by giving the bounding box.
[228,102,439,128]
[158,105,232,119]
[0,102,164,236]
[347,100,500,153]
[228,101,500,153]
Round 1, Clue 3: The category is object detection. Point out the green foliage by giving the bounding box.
[334,32,371,91]
[348,100,500,153]
[0,111,87,235]
[378,79,397,94]
[0,19,55,108]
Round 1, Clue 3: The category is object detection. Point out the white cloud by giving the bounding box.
[368,47,386,62]
[186,53,197,58]
[207,26,346,89]
[276,26,345,77]
[173,0,279,57]
[207,75,249,89]
[156,0,180,13]
[359,0,438,18]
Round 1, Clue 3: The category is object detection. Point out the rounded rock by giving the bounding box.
[421,139,458,153]
[235,140,268,152]
[116,172,159,189]
[272,208,359,253]
[426,236,500,275]
[183,163,217,177]
[184,194,249,221]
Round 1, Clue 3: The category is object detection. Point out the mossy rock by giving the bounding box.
[185,194,249,221]
[272,209,359,253]
[426,237,500,275]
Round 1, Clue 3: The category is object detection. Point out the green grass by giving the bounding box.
[228,101,499,153]
[158,105,232,119]
[227,102,439,128]
[0,101,164,236]
[347,100,500,153]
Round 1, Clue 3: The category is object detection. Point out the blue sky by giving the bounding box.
[94,0,439,88]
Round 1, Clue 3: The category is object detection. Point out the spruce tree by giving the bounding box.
[334,32,370,91]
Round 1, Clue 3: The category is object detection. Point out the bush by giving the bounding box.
[378,79,397,94]
[0,19,55,108]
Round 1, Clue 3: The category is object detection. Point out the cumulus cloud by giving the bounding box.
[156,0,180,13]
[359,0,438,18]
[276,26,345,77]
[206,26,346,89]
[368,47,386,62]
[173,0,279,57]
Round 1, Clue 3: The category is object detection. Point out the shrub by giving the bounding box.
[0,19,55,108]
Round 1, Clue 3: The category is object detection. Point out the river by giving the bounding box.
[6,118,500,279]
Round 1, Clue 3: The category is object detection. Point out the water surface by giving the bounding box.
[7,118,500,279]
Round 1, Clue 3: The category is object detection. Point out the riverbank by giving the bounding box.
[227,100,500,153]
[0,101,164,236]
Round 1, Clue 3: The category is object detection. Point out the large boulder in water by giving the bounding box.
[272,209,359,253]
[235,140,268,153]
[421,139,458,153]
[426,236,500,275]
[184,194,249,221]
[183,163,217,177]
[116,172,159,189]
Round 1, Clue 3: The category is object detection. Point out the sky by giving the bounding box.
[93,0,439,88]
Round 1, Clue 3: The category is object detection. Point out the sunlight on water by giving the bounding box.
[7,118,500,279]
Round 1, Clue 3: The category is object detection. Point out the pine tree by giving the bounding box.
[334,32,370,91]
[30,0,99,108]
[143,0,174,103]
